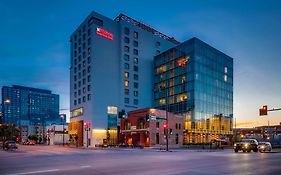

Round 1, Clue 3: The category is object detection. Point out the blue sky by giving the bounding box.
[1,0,280,126]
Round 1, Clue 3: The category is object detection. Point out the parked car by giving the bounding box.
[3,140,18,150]
[23,141,36,145]
[258,142,272,153]
[234,139,258,153]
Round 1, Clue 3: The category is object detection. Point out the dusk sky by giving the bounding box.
[1,0,280,127]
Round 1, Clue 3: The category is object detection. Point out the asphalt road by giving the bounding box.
[1,145,281,175]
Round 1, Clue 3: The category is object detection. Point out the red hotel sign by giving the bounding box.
[96,27,113,40]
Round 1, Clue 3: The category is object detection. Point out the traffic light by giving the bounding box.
[259,105,268,116]
[146,114,150,122]
[118,110,127,118]
[163,123,167,129]
[169,128,173,135]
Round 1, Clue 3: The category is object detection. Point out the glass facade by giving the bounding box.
[1,85,60,126]
[154,38,233,143]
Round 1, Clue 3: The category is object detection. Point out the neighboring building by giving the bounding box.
[69,11,179,147]
[0,103,3,123]
[46,124,69,145]
[154,37,233,144]
[119,108,184,148]
[1,85,60,141]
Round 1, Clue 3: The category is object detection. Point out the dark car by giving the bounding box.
[3,140,18,150]
[234,139,258,153]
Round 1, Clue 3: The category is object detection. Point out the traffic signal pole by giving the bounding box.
[165,87,169,152]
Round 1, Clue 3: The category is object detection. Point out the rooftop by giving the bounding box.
[114,13,180,45]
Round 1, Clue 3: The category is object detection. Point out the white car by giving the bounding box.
[257,142,272,152]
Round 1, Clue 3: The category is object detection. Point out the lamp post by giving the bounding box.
[60,115,65,146]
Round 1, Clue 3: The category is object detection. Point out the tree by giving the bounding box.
[0,124,20,141]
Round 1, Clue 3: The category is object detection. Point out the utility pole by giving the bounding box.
[165,86,169,152]
[60,115,65,146]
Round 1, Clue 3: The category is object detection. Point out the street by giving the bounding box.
[1,145,281,175]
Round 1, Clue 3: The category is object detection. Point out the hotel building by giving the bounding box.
[69,11,179,147]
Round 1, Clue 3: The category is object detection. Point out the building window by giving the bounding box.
[88,28,91,35]
[156,122,159,128]
[74,59,77,65]
[134,57,138,64]
[78,98,81,104]
[224,66,228,74]
[74,75,77,81]
[124,71,129,78]
[74,67,77,73]
[78,55,81,62]
[124,37,129,44]
[176,134,179,144]
[134,74,138,80]
[159,98,166,105]
[134,82,138,89]
[134,31,138,39]
[78,90,81,95]
[156,41,160,47]
[133,49,138,55]
[125,89,129,95]
[88,66,91,73]
[124,54,129,61]
[83,43,86,49]
[74,51,77,57]
[156,50,160,55]
[176,123,178,129]
[78,81,81,87]
[74,84,77,89]
[83,78,86,85]
[133,41,138,47]
[88,57,91,63]
[88,38,91,45]
[74,92,77,97]
[78,47,81,53]
[88,85,91,91]
[88,75,91,82]
[82,70,86,76]
[124,27,130,35]
[134,66,138,72]
[125,63,129,70]
[156,133,159,144]
[88,17,103,26]
[224,75,228,82]
[87,94,91,101]
[134,91,138,97]
[78,64,81,71]
[83,87,86,94]
[74,100,77,105]
[133,99,138,105]
[83,61,86,67]
[83,96,86,102]
[124,98,129,104]
[124,46,129,53]
[124,80,129,87]
[179,123,181,130]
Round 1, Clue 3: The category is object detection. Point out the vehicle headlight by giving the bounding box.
[261,146,265,149]
[245,143,248,147]
[234,143,237,146]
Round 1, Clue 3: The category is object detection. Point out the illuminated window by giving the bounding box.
[156,65,167,74]
[177,56,189,67]
[224,67,228,74]
[124,80,129,87]
[181,75,186,83]
[107,106,117,114]
[224,75,227,82]
[124,72,129,78]
[125,89,129,95]
[159,98,166,105]
[177,93,188,102]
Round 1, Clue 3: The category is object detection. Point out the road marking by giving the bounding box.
[80,165,91,168]
[7,169,60,175]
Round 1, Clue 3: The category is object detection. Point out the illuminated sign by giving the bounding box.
[70,107,83,118]
[96,27,113,40]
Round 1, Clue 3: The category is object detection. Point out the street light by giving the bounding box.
[60,115,65,146]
